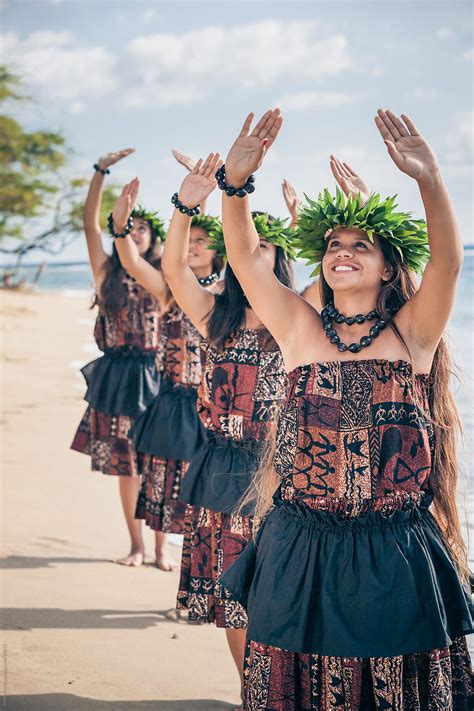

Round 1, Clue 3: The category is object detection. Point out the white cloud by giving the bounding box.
[276,91,355,112]
[141,8,159,22]
[462,48,474,62]
[436,28,456,40]
[3,31,117,101]
[2,21,355,110]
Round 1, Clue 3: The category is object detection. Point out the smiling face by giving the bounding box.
[322,228,393,293]
[130,218,153,255]
[187,227,216,272]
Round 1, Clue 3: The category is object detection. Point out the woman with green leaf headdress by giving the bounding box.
[104,161,224,572]
[71,147,173,569]
[154,152,295,698]
[218,108,472,709]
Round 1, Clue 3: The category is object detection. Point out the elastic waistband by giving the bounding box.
[204,430,262,453]
[273,495,433,532]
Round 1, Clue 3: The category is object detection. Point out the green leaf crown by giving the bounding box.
[295,187,430,276]
[131,205,166,242]
[206,211,297,260]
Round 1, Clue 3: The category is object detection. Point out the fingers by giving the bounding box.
[192,158,203,175]
[342,162,358,177]
[401,113,420,136]
[384,140,405,170]
[385,111,409,138]
[374,114,392,142]
[251,109,274,137]
[330,155,351,180]
[262,114,283,150]
[376,109,402,141]
[239,112,255,138]
[202,152,221,178]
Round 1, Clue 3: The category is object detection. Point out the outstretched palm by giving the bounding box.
[178,153,222,208]
[330,155,370,205]
[98,148,135,171]
[112,178,139,228]
[225,109,283,186]
[375,110,438,182]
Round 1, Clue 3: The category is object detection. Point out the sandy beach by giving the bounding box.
[1,289,240,710]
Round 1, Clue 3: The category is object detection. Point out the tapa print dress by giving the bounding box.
[71,273,161,477]
[221,359,473,710]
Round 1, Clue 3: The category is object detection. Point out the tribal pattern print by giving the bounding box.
[276,359,435,515]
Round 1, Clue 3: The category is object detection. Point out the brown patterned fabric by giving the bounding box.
[135,304,204,529]
[240,359,473,708]
[177,328,286,628]
[71,274,161,477]
[243,636,473,710]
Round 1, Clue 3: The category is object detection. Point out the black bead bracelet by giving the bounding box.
[107,212,133,239]
[94,163,110,176]
[171,192,200,217]
[215,164,255,198]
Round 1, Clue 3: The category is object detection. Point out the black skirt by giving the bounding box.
[81,348,160,418]
[179,432,261,515]
[132,378,207,459]
[220,493,474,658]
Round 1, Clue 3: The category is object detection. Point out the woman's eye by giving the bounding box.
[355,242,367,248]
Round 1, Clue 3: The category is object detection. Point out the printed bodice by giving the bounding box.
[157,303,203,386]
[198,328,287,441]
[275,359,435,515]
[94,274,161,352]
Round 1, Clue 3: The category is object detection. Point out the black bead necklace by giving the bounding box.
[321,302,388,353]
[197,272,219,287]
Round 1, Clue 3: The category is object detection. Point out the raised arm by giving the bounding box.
[111,178,168,305]
[161,153,222,336]
[282,179,301,229]
[375,110,464,360]
[84,148,135,288]
[222,109,318,351]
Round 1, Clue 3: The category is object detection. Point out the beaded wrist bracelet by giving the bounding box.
[107,212,133,239]
[94,163,110,176]
[215,164,255,197]
[171,192,200,217]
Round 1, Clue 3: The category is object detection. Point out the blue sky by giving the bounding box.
[2,0,473,262]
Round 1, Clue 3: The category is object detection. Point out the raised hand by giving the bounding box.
[329,155,370,205]
[112,177,139,229]
[172,149,197,173]
[282,179,301,226]
[375,110,439,184]
[225,108,283,186]
[97,148,135,172]
[178,152,222,208]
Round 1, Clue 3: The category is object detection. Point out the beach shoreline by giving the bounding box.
[1,289,239,709]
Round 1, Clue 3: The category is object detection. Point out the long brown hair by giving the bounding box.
[243,237,469,580]
[96,222,164,317]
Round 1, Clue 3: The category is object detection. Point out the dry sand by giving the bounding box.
[1,289,240,710]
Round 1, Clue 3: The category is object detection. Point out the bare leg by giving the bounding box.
[226,628,247,710]
[116,476,144,567]
[154,530,179,572]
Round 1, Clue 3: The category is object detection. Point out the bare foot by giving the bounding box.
[115,549,144,567]
[155,551,179,572]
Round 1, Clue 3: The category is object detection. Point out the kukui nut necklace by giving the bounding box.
[321,302,388,353]
[197,272,219,286]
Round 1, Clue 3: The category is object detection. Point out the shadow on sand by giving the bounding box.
[2,608,190,631]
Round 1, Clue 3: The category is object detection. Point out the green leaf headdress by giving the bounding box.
[190,214,224,251]
[295,187,430,276]
[131,205,166,242]
[206,211,297,260]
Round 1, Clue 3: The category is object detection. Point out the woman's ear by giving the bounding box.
[381,262,394,282]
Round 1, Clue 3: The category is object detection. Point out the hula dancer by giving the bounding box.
[110,178,223,570]
[159,153,294,697]
[71,149,169,567]
[219,109,473,709]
